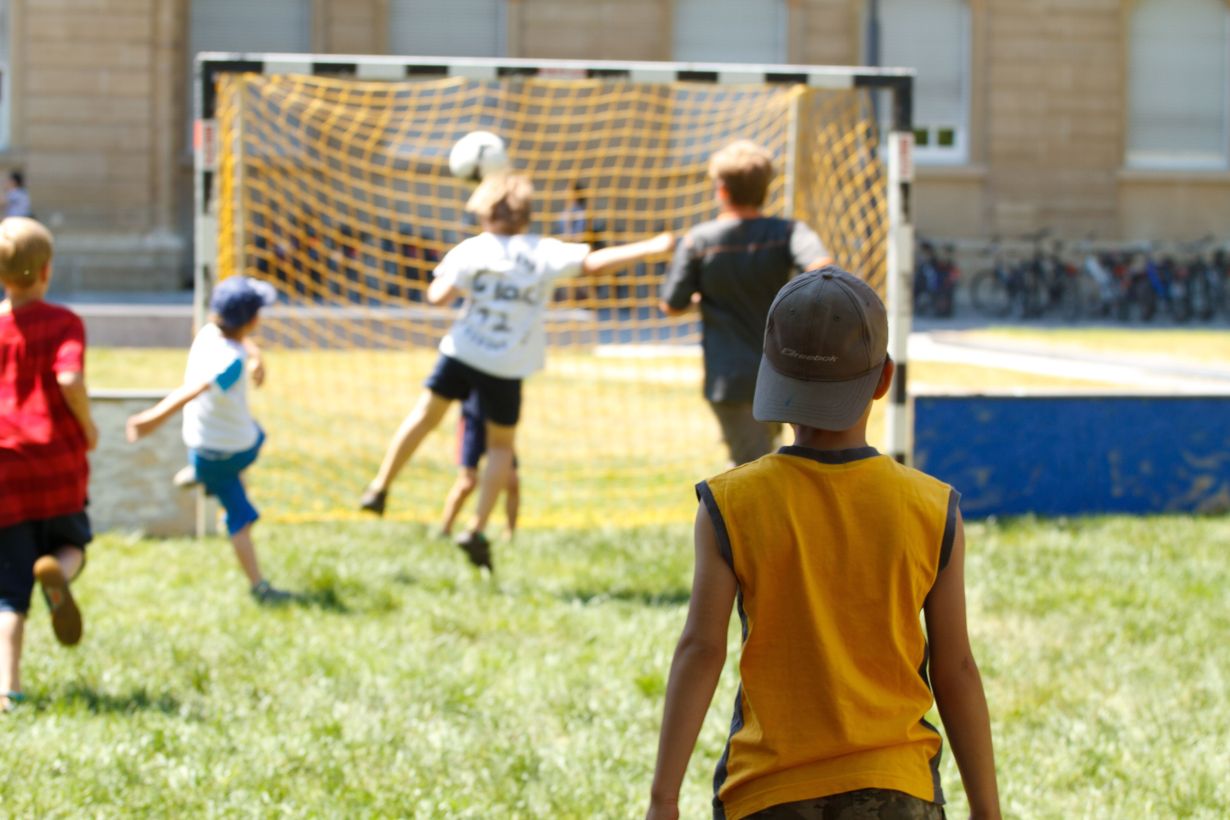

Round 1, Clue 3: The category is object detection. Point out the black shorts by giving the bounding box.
[458,391,487,469]
[457,391,520,470]
[425,354,522,427]
[0,511,93,615]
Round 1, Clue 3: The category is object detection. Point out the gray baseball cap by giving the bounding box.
[752,267,889,430]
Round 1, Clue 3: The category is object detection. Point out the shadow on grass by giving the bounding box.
[561,587,691,608]
[281,586,351,613]
[56,684,181,715]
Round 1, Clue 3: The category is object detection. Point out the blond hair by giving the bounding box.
[708,140,775,208]
[465,173,533,234]
[0,217,54,288]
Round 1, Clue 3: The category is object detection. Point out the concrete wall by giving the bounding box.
[89,391,216,536]
[1,0,1227,292]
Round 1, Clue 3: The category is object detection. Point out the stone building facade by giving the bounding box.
[1,0,1227,291]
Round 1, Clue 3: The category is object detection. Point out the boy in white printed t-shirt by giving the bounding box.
[125,276,290,604]
[360,173,674,570]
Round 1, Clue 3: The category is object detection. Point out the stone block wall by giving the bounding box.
[89,391,216,537]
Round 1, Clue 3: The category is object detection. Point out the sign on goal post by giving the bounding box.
[193,53,915,526]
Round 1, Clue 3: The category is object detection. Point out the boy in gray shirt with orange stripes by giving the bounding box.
[659,140,831,466]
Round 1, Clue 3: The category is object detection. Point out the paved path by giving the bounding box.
[909,331,1230,393]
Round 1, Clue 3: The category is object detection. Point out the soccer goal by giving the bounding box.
[193,53,915,527]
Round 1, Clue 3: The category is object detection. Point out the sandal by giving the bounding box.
[34,555,83,646]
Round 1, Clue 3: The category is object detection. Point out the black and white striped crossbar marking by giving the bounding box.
[197,53,913,125]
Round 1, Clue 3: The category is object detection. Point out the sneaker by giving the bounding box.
[359,487,387,516]
[33,555,82,646]
[251,580,293,605]
[455,530,492,571]
[172,465,199,489]
[1,691,25,713]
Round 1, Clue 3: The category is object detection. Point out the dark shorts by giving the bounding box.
[191,428,265,536]
[425,354,522,427]
[745,789,945,820]
[709,400,781,466]
[458,392,521,470]
[0,510,93,615]
[458,392,487,469]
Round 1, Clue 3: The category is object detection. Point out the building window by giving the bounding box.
[0,0,9,151]
[1128,0,1229,169]
[870,0,970,164]
[388,0,506,57]
[188,0,313,138]
[673,0,788,64]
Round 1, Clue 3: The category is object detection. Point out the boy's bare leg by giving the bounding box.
[0,611,25,706]
[370,391,451,492]
[229,524,263,587]
[440,468,479,536]
[465,422,516,537]
[55,546,83,581]
[504,467,520,538]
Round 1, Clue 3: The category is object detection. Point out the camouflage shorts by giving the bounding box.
[746,788,945,820]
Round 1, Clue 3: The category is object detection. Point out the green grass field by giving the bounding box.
[5,326,1223,816]
[3,516,1228,817]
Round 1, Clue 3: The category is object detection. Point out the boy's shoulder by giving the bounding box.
[3,299,84,336]
[707,448,952,499]
[686,215,793,246]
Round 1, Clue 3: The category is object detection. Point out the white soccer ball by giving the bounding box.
[448,130,510,183]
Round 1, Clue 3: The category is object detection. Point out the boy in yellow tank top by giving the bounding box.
[646,268,1000,820]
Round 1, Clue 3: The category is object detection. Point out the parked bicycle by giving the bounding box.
[968,236,1020,318]
[913,238,959,318]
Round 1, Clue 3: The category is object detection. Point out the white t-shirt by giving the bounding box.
[433,232,590,379]
[181,323,260,453]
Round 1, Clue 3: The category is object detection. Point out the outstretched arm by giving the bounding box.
[243,337,266,387]
[646,502,737,820]
[56,370,98,451]
[583,232,674,276]
[427,275,459,306]
[125,380,211,442]
[924,511,1001,820]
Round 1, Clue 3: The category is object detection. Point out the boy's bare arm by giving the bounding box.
[125,380,211,443]
[658,292,702,317]
[646,503,737,820]
[56,370,98,451]
[242,338,265,387]
[584,232,675,276]
[924,512,1002,820]
[426,275,458,306]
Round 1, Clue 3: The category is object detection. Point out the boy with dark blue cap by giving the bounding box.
[125,276,290,604]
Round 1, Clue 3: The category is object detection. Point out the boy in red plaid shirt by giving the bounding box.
[0,217,98,713]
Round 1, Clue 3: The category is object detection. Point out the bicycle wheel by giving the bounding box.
[1134,278,1157,322]
[970,269,1011,317]
[1060,274,1098,322]
[1190,267,1220,321]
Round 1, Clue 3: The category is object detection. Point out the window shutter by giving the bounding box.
[673,0,787,64]
[880,0,966,135]
[190,0,312,55]
[1129,0,1229,167]
[388,0,505,58]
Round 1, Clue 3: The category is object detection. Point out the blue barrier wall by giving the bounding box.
[914,394,1230,517]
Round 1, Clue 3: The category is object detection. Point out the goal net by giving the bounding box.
[200,57,903,528]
